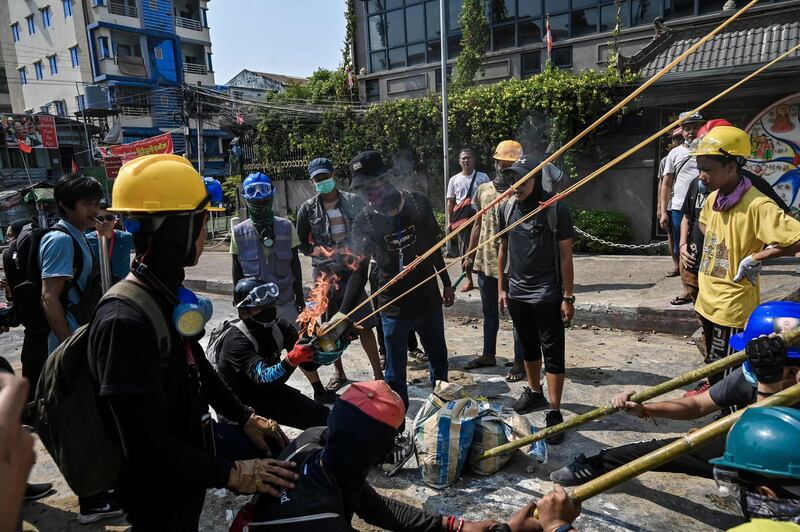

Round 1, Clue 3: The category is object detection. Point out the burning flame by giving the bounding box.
[296,246,364,338]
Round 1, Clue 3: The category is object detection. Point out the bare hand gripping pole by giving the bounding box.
[319,0,760,337]
[355,39,800,329]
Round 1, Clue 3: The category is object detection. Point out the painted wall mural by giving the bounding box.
[745,93,800,218]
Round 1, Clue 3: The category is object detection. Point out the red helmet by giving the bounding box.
[697,118,734,139]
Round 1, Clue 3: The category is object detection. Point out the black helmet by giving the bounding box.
[233,278,280,308]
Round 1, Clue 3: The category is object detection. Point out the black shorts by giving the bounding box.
[507,299,565,373]
[697,313,742,385]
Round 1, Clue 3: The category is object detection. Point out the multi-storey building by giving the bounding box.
[0,0,226,174]
[353,0,800,243]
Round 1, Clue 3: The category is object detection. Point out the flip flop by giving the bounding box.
[459,283,475,292]
[464,355,496,370]
[665,269,680,278]
[670,296,692,306]
[506,367,526,382]
[325,376,348,392]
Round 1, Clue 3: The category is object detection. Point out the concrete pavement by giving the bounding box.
[186,249,800,335]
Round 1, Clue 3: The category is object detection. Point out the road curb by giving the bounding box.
[188,276,699,335]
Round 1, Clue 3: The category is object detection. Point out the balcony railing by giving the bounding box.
[175,16,202,31]
[108,0,138,18]
[184,63,208,75]
[120,106,150,117]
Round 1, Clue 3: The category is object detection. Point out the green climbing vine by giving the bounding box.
[452,0,489,91]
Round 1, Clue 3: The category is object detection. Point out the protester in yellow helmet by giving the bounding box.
[87,154,298,530]
[462,140,528,380]
[692,126,800,389]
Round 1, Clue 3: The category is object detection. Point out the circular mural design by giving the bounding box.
[745,93,800,217]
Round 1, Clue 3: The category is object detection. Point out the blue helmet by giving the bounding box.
[242,172,274,201]
[730,301,800,359]
[203,177,224,208]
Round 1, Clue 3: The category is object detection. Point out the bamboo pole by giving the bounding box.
[563,381,800,512]
[318,0,761,337]
[478,326,800,461]
[355,41,800,329]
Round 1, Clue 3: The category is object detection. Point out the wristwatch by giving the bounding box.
[563,295,576,304]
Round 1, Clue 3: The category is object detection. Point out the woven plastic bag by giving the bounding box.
[414,396,479,488]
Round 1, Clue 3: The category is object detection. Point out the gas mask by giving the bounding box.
[173,286,213,337]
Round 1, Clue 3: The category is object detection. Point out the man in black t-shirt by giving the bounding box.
[337,151,454,468]
[497,156,576,444]
[215,278,328,430]
[87,155,298,530]
[679,177,709,303]
[550,327,800,486]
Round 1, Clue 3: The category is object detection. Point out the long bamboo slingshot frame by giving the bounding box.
[318,0,761,338]
[537,381,800,517]
[354,40,800,328]
[477,326,800,460]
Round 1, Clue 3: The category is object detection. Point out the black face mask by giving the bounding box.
[245,307,277,327]
[365,182,401,214]
[517,176,544,212]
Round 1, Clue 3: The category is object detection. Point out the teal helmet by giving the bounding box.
[710,406,800,479]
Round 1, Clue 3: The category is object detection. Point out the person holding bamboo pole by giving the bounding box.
[550,301,800,486]
[497,156,575,442]
[692,126,800,390]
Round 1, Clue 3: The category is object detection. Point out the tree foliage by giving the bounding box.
[453,0,489,91]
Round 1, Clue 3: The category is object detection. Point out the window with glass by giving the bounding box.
[26,15,35,35]
[364,0,739,73]
[18,67,27,85]
[76,94,85,112]
[34,61,43,80]
[365,79,380,102]
[521,50,542,78]
[70,46,80,67]
[63,0,73,18]
[11,23,20,43]
[98,36,111,58]
[48,55,58,75]
[54,100,67,116]
[41,7,52,28]
[551,46,572,69]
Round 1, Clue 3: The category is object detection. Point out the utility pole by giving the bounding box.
[439,0,450,229]
[196,94,205,175]
[75,82,92,167]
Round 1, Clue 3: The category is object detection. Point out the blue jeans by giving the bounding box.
[382,306,449,416]
[670,210,684,256]
[478,272,525,364]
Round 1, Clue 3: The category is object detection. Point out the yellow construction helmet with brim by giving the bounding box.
[691,126,751,158]
[493,140,524,162]
[109,154,211,213]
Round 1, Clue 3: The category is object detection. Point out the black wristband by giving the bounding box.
[553,524,576,532]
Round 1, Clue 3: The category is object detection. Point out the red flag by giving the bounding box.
[545,15,553,60]
[71,159,79,173]
[18,140,32,154]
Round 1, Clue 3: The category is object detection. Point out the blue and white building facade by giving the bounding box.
[0,0,228,175]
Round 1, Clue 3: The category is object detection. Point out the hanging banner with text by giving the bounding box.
[99,132,174,178]
[1,114,59,149]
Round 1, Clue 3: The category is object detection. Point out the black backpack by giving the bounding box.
[33,280,171,497]
[501,196,561,281]
[5,224,99,332]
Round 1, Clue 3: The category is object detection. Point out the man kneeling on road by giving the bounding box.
[214,277,330,429]
[550,301,800,486]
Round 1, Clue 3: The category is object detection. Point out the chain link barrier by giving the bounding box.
[573,226,668,250]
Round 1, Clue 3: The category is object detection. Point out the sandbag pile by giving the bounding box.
[412,381,547,488]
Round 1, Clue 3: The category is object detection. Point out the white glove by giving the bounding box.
[732,254,762,286]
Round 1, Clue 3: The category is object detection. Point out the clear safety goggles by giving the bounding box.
[237,283,280,308]
[243,181,274,199]
[714,466,743,498]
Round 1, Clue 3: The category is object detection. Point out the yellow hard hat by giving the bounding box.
[493,140,523,162]
[691,126,751,158]
[110,154,211,213]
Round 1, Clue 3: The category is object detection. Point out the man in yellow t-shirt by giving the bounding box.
[694,126,800,387]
